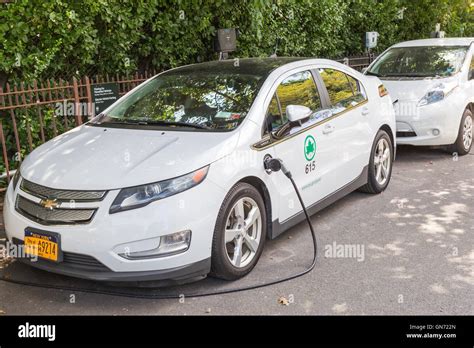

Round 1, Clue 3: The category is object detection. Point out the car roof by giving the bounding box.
[392,38,474,48]
[166,57,312,77]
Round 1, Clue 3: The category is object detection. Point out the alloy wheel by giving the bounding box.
[224,197,262,268]
[463,115,473,151]
[374,138,391,186]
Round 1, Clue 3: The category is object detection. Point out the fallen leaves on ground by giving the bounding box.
[0,256,14,269]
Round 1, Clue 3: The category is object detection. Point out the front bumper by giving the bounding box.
[14,249,210,283]
[3,177,225,282]
[395,98,463,146]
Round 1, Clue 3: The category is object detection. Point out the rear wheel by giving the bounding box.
[359,129,393,194]
[210,183,266,280]
[449,108,473,156]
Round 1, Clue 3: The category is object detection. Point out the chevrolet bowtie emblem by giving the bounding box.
[40,198,60,210]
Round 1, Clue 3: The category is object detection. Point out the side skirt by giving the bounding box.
[269,165,369,240]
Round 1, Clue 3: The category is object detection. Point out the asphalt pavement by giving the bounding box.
[0,146,473,315]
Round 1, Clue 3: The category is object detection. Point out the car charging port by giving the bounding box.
[263,156,317,272]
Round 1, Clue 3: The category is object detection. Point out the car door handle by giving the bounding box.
[322,124,335,134]
[361,107,370,116]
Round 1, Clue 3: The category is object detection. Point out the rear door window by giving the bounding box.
[318,68,367,113]
[470,53,474,78]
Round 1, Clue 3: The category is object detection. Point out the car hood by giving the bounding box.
[381,76,459,102]
[20,125,239,190]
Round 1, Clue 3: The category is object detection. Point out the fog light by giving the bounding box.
[433,129,440,136]
[119,230,191,260]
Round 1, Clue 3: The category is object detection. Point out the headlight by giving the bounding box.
[11,169,21,190]
[418,90,445,106]
[110,166,209,213]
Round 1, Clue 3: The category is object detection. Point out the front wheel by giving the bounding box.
[210,183,266,280]
[449,108,473,156]
[359,129,393,194]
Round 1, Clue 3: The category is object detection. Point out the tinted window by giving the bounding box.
[265,70,321,133]
[470,54,474,78]
[319,68,367,112]
[346,74,367,103]
[367,46,469,78]
[265,94,285,132]
[91,71,264,131]
[277,71,321,115]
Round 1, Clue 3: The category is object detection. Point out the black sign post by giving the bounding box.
[92,83,119,116]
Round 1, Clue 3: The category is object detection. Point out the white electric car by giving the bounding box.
[3,58,395,282]
[366,38,474,155]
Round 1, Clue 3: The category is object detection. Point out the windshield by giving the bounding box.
[90,70,264,131]
[367,46,469,78]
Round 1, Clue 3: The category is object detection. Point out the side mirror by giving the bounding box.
[286,105,312,123]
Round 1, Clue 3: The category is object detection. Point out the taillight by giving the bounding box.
[378,84,389,97]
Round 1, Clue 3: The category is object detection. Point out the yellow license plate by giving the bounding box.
[24,230,60,262]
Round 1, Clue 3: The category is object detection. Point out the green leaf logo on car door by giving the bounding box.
[304,135,316,161]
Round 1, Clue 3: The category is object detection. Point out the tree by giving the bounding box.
[398,0,473,41]
[0,0,472,86]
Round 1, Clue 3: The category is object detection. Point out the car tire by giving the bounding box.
[210,182,267,280]
[359,129,393,194]
[448,108,473,156]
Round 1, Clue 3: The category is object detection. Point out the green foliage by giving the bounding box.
[232,0,348,58]
[0,0,472,84]
[343,0,402,54]
[0,0,472,182]
[398,0,473,41]
[0,107,67,180]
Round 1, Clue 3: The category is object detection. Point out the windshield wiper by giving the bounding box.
[133,120,212,130]
[384,73,431,78]
[96,119,144,126]
[94,117,212,130]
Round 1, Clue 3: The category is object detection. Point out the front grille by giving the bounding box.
[21,179,107,202]
[397,131,417,138]
[12,238,110,272]
[16,179,106,225]
[16,195,96,225]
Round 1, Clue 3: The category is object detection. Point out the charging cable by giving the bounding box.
[0,158,318,299]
